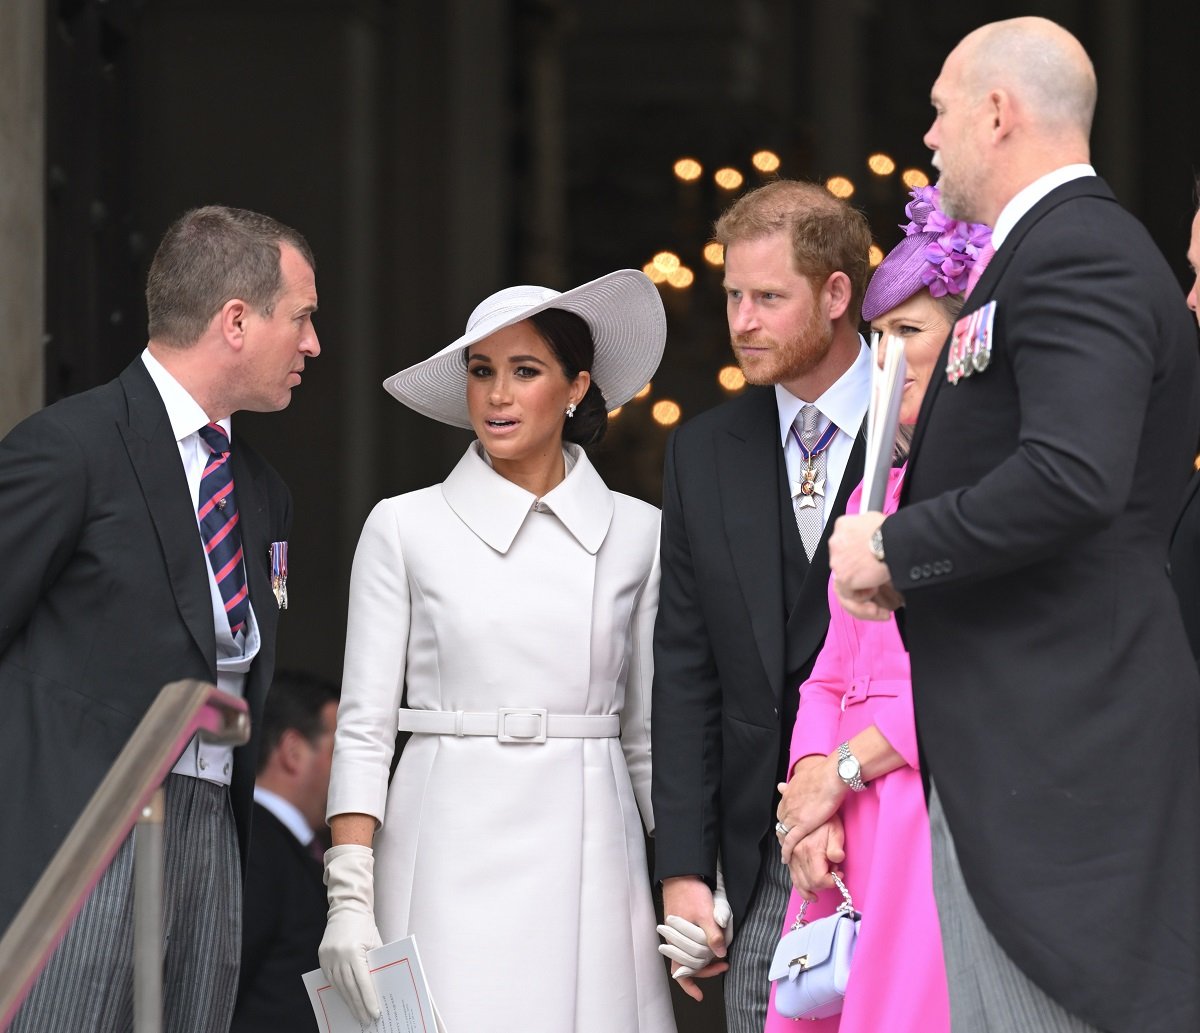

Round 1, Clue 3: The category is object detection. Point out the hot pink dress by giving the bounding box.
[764,468,950,1033]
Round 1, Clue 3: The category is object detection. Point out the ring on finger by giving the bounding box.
[774,820,790,837]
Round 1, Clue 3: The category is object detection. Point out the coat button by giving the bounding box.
[198,756,208,771]
[910,566,922,580]
[921,564,933,578]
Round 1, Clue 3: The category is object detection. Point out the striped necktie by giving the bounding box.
[197,423,249,637]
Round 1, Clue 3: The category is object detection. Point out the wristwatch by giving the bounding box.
[836,741,867,792]
[869,526,886,563]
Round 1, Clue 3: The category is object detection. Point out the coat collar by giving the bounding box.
[441,441,614,555]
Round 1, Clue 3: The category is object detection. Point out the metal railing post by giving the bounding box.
[133,788,165,1033]
[0,681,249,1030]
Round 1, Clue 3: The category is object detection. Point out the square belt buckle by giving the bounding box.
[497,707,548,743]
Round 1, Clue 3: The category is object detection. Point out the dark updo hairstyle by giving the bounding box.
[528,307,609,447]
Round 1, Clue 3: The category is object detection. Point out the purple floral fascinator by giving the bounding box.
[861,185,992,321]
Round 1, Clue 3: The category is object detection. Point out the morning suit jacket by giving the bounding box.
[1169,468,1200,663]
[883,177,1200,1032]
[651,386,864,921]
[231,803,325,1033]
[0,357,291,934]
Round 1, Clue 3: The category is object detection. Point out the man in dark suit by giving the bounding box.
[233,671,338,1033]
[651,179,872,1031]
[1168,192,1200,660]
[830,18,1200,1032]
[1,206,319,1032]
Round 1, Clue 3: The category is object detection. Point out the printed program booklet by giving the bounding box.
[304,935,447,1033]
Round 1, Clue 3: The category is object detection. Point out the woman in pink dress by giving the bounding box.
[764,187,991,1033]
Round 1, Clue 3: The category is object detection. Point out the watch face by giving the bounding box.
[837,757,859,780]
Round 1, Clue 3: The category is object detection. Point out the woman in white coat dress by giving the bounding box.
[319,270,677,1033]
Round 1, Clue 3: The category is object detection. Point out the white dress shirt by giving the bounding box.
[253,786,316,847]
[991,163,1096,249]
[140,348,260,785]
[775,336,873,527]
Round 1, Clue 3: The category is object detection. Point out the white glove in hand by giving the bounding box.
[657,863,734,978]
[319,843,383,1026]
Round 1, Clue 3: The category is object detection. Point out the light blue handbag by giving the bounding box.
[768,873,861,1020]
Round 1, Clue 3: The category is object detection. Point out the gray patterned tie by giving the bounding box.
[793,404,829,560]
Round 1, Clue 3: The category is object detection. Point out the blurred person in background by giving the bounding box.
[232,671,339,1033]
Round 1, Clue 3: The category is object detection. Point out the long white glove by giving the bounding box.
[657,863,734,978]
[319,843,383,1026]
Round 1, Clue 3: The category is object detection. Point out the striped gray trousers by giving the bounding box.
[9,774,242,1033]
[724,839,792,1033]
[928,784,1101,1033]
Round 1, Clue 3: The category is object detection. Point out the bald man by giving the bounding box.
[828,18,1200,1033]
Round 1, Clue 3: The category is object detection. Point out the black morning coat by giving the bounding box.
[885,176,1200,1032]
[0,358,290,933]
[651,382,864,924]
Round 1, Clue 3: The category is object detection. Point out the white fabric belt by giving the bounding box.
[397,707,619,743]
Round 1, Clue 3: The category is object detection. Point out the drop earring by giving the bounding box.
[565,402,577,418]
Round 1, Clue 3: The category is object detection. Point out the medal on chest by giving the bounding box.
[790,419,837,509]
[269,540,288,610]
[946,300,997,384]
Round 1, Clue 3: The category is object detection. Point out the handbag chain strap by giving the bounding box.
[790,872,856,929]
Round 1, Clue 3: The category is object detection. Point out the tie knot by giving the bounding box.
[198,422,231,456]
[799,404,822,438]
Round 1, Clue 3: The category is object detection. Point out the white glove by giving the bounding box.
[319,843,383,1026]
[657,863,734,978]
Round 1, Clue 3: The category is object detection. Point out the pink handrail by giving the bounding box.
[0,680,249,1029]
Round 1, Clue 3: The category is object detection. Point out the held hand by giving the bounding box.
[776,755,846,862]
[319,844,383,1025]
[832,576,899,622]
[785,816,846,900]
[657,875,730,1002]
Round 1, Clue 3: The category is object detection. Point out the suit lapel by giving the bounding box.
[117,361,216,672]
[904,176,1114,502]
[717,391,787,690]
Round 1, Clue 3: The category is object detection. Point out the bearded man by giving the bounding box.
[651,179,872,1032]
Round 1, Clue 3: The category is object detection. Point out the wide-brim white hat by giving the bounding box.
[383,269,667,429]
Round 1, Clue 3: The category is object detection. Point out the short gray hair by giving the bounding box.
[146,205,314,346]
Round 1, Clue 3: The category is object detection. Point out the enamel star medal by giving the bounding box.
[796,460,826,508]
[790,418,837,509]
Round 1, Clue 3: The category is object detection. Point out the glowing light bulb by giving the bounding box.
[633,383,652,401]
[652,251,681,274]
[673,157,703,182]
[825,176,855,199]
[608,406,623,420]
[901,168,931,189]
[867,153,896,176]
[869,244,884,268]
[717,365,746,392]
[667,265,694,289]
[652,400,682,426]
[714,167,744,191]
[642,261,667,284]
[751,150,781,173]
[702,242,724,266]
